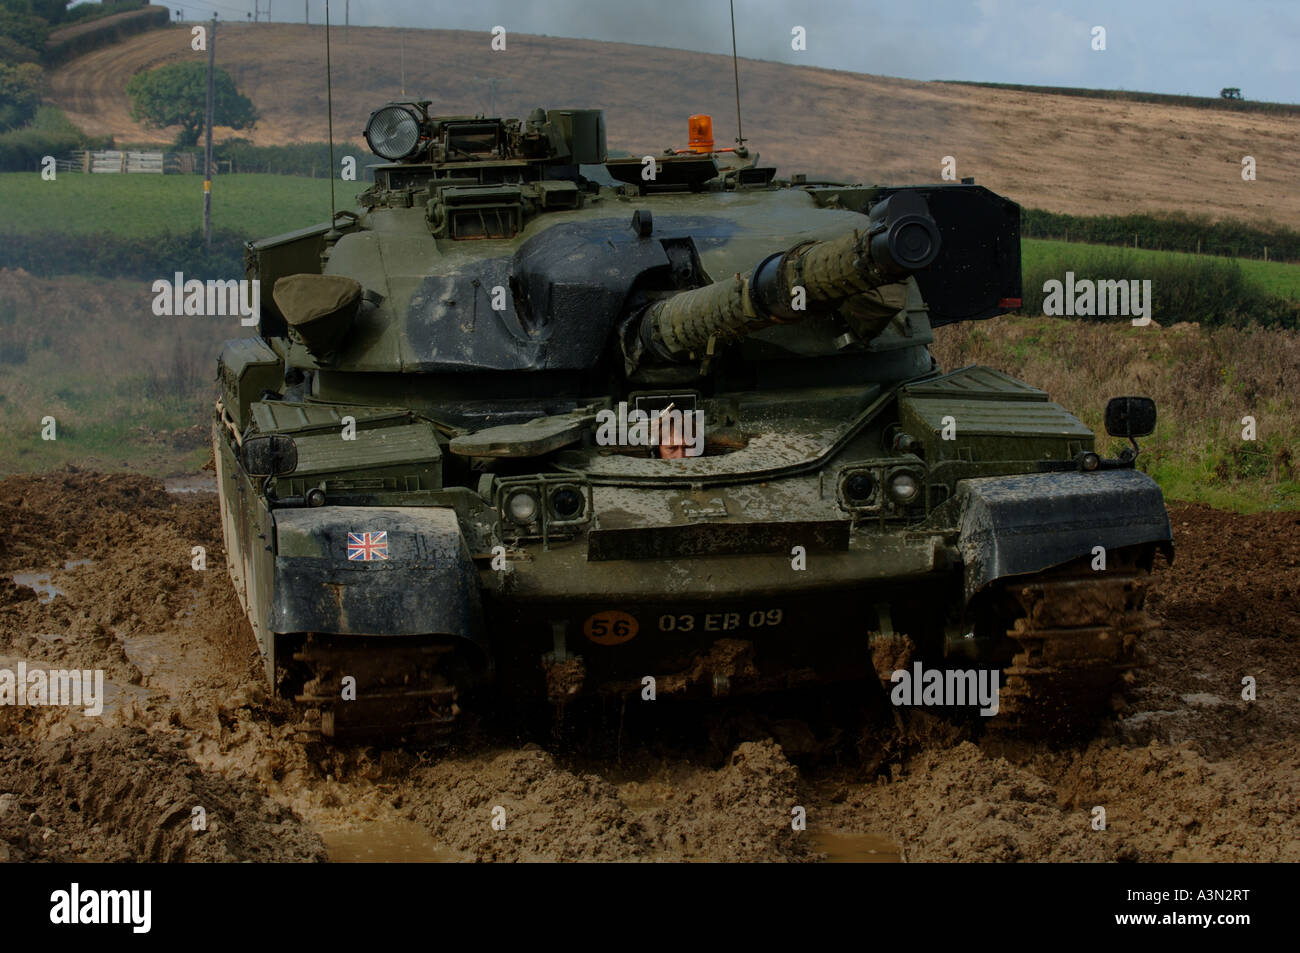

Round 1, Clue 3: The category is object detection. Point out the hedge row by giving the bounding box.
[1022,208,1300,263]
[0,229,244,281]
[44,4,169,65]
[946,81,1300,117]
[1021,244,1299,329]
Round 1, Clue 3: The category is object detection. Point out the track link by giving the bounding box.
[288,635,464,744]
[993,552,1156,735]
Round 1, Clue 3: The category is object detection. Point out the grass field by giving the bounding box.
[1023,238,1300,303]
[931,315,1300,512]
[0,272,230,476]
[0,270,1296,511]
[0,172,338,238]
[2,173,1299,308]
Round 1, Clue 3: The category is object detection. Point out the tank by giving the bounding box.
[214,103,1173,742]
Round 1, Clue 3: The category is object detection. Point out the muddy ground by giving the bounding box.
[0,469,1296,862]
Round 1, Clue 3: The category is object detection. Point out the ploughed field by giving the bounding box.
[0,470,1296,862]
[48,23,1300,227]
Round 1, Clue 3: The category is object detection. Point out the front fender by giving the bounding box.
[269,505,484,649]
[956,469,1173,602]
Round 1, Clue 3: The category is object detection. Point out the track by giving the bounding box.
[285,633,467,743]
[994,549,1157,735]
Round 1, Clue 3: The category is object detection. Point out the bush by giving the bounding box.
[947,81,1300,118]
[62,1,150,27]
[0,33,40,63]
[152,140,383,179]
[44,4,168,64]
[0,104,103,170]
[1021,244,1299,329]
[212,139,381,179]
[0,228,245,280]
[0,9,49,54]
[1023,208,1300,263]
[0,59,41,131]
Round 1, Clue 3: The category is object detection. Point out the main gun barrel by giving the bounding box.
[639,191,941,361]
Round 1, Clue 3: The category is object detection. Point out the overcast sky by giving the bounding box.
[169,0,1300,104]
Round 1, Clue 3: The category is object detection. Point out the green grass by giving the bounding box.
[1236,257,1300,301]
[0,172,339,238]
[1147,457,1300,513]
[932,314,1300,514]
[1023,238,1300,304]
[2,105,85,140]
[0,274,229,477]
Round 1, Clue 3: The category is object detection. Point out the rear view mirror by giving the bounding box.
[242,434,298,476]
[1104,397,1157,439]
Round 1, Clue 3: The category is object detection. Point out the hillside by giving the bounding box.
[47,23,1300,227]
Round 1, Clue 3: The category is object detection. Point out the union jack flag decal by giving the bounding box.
[347,531,389,561]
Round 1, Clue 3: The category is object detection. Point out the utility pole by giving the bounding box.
[400,29,405,96]
[304,0,308,25]
[345,0,349,41]
[203,15,215,248]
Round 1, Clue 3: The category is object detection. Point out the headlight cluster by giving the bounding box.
[838,463,927,515]
[494,476,592,537]
[365,104,424,161]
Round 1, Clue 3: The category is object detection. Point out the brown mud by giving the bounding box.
[0,469,1296,862]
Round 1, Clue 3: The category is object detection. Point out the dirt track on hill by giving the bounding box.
[47,23,1300,227]
[0,469,1296,862]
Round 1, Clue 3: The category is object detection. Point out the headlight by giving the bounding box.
[842,471,877,504]
[495,477,592,536]
[505,489,540,524]
[888,471,920,504]
[365,104,422,161]
[550,486,585,519]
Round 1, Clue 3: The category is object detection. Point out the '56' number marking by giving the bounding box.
[584,610,639,645]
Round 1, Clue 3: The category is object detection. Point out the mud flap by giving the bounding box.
[956,470,1172,602]
[269,506,485,651]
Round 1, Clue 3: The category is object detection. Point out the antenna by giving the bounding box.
[325,0,336,225]
[729,0,745,148]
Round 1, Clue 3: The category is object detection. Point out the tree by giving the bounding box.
[126,61,257,147]
[0,8,50,57]
[0,60,41,130]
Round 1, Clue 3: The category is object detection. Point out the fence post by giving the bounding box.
[1134,233,1138,249]
[1264,246,1269,262]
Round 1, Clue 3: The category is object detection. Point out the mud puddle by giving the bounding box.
[164,474,217,495]
[810,830,902,863]
[10,573,64,603]
[320,819,465,863]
